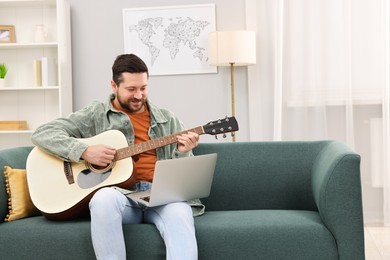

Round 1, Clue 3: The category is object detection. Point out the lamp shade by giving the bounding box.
[208,30,256,66]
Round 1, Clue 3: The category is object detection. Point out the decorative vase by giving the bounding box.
[34,24,47,43]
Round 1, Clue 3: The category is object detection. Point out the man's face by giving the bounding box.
[111,72,148,113]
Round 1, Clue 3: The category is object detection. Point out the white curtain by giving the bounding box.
[246,0,390,224]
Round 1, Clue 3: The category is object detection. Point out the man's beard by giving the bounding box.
[117,97,145,113]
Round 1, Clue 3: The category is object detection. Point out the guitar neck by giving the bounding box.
[114,126,204,161]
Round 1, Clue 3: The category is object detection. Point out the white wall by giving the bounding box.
[67,0,251,143]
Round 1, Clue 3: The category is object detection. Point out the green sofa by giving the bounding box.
[0,141,365,259]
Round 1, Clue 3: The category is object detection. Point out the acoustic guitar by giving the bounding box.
[26,117,238,220]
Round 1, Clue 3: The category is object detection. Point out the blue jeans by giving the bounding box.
[89,183,197,260]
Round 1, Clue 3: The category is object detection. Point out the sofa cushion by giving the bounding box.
[0,210,337,260]
[195,209,338,260]
[3,166,40,221]
[0,147,34,222]
[194,142,324,211]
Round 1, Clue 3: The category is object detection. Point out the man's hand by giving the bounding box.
[176,131,199,153]
[81,144,116,167]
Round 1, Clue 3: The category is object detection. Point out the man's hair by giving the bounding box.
[112,54,149,85]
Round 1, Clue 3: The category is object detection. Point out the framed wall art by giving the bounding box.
[123,4,216,76]
[0,25,16,43]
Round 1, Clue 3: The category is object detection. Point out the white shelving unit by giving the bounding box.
[0,0,72,149]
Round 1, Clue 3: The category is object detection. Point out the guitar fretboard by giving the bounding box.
[114,126,204,161]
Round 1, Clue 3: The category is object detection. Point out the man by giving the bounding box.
[31,54,200,260]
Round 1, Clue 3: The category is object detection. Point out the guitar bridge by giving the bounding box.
[64,161,75,184]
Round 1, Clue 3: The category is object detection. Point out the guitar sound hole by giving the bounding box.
[81,167,110,175]
[91,164,108,171]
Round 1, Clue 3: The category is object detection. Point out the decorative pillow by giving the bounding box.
[3,166,40,221]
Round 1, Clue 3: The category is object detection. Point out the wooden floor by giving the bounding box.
[365,225,390,259]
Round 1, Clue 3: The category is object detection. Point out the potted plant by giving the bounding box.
[0,63,8,87]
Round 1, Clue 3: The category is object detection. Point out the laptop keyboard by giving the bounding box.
[140,196,150,202]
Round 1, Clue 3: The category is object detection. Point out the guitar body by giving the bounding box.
[26,130,135,220]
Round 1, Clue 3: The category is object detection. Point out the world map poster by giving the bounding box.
[123,4,217,76]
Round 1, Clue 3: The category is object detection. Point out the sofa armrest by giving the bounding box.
[311,141,364,260]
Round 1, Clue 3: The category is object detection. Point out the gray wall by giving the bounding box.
[68,0,250,142]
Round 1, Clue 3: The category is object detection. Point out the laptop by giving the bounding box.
[126,153,217,207]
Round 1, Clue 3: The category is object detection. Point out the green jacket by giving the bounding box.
[31,94,191,162]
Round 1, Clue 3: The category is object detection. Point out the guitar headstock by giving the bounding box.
[203,117,239,136]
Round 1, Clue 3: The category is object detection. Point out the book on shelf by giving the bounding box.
[41,57,57,86]
[32,57,57,87]
[0,121,28,130]
[32,59,42,86]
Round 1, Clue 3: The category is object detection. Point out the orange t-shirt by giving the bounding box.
[127,106,157,182]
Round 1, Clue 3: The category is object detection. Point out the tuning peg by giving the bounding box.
[223,133,227,138]
[231,132,235,137]
[215,135,218,140]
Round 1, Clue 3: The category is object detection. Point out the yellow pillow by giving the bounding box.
[4,166,40,221]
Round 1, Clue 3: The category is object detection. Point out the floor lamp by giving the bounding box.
[208,31,256,142]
